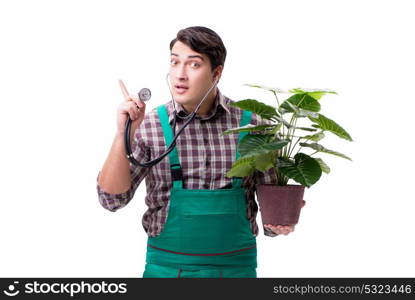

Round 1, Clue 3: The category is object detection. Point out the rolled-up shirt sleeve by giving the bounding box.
[96,125,150,212]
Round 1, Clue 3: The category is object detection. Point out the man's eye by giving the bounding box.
[170,60,177,65]
[190,62,200,67]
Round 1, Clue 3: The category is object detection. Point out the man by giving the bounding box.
[97,26,300,278]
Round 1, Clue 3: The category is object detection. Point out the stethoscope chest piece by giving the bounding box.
[139,88,151,102]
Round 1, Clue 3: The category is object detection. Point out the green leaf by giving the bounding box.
[238,135,290,157]
[226,156,256,178]
[222,124,276,135]
[254,152,275,172]
[230,99,279,120]
[271,115,292,128]
[244,83,287,94]
[278,153,322,187]
[268,123,282,135]
[279,94,321,114]
[315,157,330,174]
[299,142,352,161]
[281,101,319,118]
[269,114,316,131]
[295,126,318,132]
[289,88,338,100]
[308,113,353,141]
[276,156,295,167]
[302,131,325,142]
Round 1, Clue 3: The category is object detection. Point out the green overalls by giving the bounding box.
[142,105,257,278]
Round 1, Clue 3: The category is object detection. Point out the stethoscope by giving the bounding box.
[124,73,219,167]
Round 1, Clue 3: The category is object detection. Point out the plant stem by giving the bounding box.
[289,116,299,156]
[287,94,307,155]
[289,137,301,157]
[291,135,311,157]
[272,90,280,107]
[310,150,318,156]
[284,114,297,157]
[272,91,286,140]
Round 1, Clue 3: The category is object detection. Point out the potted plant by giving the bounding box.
[223,84,353,226]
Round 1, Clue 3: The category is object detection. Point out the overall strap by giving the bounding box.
[157,105,183,189]
[232,110,252,188]
[157,104,252,190]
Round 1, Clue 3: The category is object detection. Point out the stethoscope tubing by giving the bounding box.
[124,109,196,167]
[124,74,218,167]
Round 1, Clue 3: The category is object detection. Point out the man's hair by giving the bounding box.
[170,26,227,72]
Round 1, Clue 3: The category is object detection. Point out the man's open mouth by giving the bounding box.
[175,85,189,94]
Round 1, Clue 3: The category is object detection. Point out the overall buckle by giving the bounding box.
[170,164,183,181]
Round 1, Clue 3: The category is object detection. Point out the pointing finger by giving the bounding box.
[118,79,130,100]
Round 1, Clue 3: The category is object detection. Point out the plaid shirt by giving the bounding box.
[97,89,278,237]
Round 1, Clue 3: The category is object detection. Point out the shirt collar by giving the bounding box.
[168,88,231,124]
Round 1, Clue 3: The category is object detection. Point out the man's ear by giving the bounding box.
[213,65,224,81]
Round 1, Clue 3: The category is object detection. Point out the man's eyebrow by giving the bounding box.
[171,53,204,61]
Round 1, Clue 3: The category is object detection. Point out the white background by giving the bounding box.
[1,0,414,277]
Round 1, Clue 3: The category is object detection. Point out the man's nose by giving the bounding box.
[175,65,188,81]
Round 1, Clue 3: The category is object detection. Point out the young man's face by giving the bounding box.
[169,41,222,107]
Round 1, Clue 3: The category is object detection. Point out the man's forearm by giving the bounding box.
[98,133,132,194]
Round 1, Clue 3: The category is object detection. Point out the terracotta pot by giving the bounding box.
[256,184,305,225]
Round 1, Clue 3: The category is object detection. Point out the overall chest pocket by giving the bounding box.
[179,212,240,254]
[172,187,253,254]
